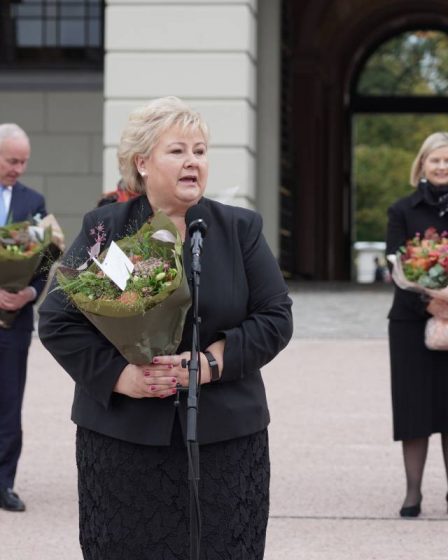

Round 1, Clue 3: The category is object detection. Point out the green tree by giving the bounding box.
[358,31,448,96]
[354,30,448,242]
[355,114,448,241]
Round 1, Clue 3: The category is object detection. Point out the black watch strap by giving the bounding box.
[204,351,220,382]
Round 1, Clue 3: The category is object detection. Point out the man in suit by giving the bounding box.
[0,123,47,512]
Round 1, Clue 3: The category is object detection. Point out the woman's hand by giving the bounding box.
[146,341,225,397]
[427,298,448,319]
[116,341,225,399]
[113,363,177,399]
[146,352,210,392]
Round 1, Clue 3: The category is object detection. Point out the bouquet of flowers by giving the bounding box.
[0,219,53,328]
[55,211,191,365]
[388,227,448,349]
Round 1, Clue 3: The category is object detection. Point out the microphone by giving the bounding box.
[186,205,210,238]
[185,205,211,273]
[186,205,211,252]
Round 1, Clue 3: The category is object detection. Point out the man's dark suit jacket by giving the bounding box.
[386,188,448,321]
[1,181,47,333]
[38,196,293,446]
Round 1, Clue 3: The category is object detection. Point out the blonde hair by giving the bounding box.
[117,96,209,194]
[410,131,448,186]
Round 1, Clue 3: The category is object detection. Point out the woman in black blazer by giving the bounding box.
[387,131,448,518]
[38,97,293,559]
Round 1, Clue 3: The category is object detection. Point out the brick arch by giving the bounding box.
[284,0,448,280]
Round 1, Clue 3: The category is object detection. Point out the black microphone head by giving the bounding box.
[186,205,211,237]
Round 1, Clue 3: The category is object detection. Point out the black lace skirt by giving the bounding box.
[76,416,270,560]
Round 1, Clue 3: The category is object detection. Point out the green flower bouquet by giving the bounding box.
[0,220,52,328]
[55,211,191,365]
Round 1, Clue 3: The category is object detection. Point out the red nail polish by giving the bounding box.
[152,358,159,363]
[172,378,176,383]
[171,388,176,394]
[150,386,156,391]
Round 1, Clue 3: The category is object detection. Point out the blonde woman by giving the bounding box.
[387,132,448,518]
[39,97,293,559]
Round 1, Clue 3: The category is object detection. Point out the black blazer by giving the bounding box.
[386,188,448,321]
[0,181,47,334]
[38,196,293,445]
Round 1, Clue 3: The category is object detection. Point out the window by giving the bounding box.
[0,0,104,69]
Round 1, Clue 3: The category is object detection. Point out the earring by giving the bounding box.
[139,170,147,177]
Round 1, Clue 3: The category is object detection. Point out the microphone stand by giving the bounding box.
[175,224,206,560]
[187,230,202,560]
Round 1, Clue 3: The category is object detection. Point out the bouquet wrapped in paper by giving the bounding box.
[0,219,53,328]
[33,213,65,282]
[388,227,448,350]
[55,211,191,365]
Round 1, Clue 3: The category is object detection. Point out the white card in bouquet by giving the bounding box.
[93,241,134,291]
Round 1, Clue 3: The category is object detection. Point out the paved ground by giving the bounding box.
[1,282,448,559]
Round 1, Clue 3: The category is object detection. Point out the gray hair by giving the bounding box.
[410,132,448,186]
[0,123,29,150]
[117,96,209,194]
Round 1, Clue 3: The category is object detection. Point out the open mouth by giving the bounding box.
[179,176,198,183]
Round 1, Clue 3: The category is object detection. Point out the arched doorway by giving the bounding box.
[281,0,448,280]
[351,30,448,282]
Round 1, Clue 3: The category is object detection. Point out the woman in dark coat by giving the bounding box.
[38,96,293,559]
[387,131,448,518]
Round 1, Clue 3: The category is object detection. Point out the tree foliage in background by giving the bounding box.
[358,30,448,96]
[354,31,448,242]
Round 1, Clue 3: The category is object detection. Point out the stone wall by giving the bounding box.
[0,89,103,245]
[104,0,257,209]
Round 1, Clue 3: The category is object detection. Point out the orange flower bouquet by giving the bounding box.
[388,227,448,349]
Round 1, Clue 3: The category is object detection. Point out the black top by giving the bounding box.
[38,196,293,446]
[386,188,448,321]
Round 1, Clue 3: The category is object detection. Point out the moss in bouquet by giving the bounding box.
[58,270,119,301]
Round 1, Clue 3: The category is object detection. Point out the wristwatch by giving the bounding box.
[204,351,220,382]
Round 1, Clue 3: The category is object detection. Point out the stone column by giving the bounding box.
[104,0,257,211]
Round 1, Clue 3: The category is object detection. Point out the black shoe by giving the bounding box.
[0,488,26,512]
[399,502,421,518]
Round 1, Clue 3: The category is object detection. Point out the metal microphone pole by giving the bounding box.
[187,230,202,560]
[174,213,208,560]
